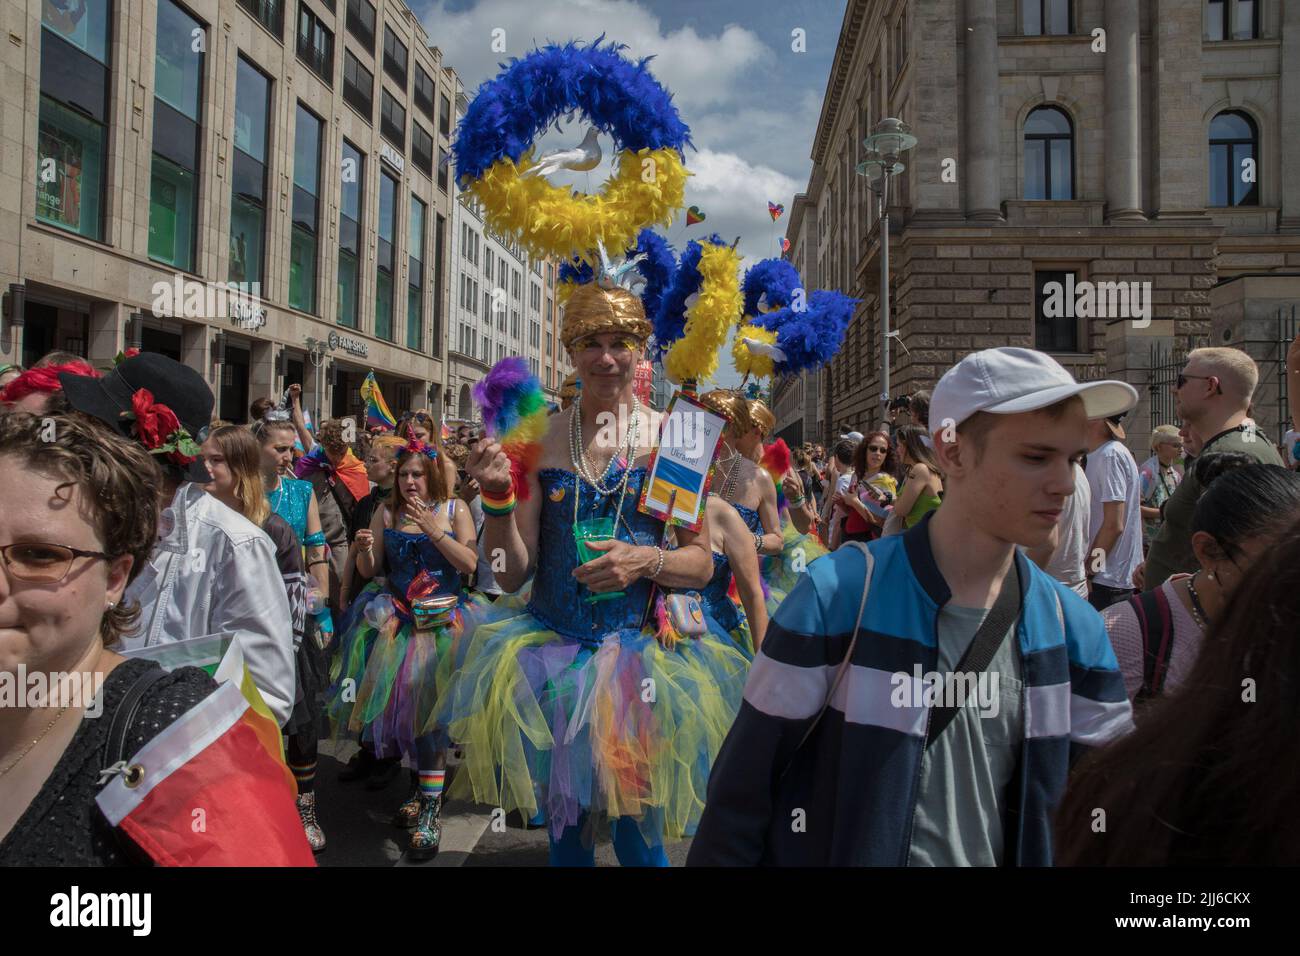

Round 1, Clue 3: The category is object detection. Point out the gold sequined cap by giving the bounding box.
[749,399,775,436]
[699,389,755,436]
[560,283,652,350]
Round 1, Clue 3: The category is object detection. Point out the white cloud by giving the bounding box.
[422,0,770,110]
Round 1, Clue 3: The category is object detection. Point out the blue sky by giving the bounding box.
[410,0,848,385]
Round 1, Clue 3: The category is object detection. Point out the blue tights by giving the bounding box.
[547,812,669,867]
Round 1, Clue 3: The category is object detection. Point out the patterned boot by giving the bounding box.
[406,792,442,861]
[296,792,326,853]
[393,771,421,828]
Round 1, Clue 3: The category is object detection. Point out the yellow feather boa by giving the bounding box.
[464,147,688,262]
[731,323,778,379]
[664,244,742,384]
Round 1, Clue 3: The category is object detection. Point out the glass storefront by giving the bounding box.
[148,155,197,268]
[36,97,105,240]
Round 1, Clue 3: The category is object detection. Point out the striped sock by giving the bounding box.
[418,769,445,798]
[290,759,317,794]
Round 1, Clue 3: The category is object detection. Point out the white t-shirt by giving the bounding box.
[1045,462,1091,596]
[1084,440,1144,590]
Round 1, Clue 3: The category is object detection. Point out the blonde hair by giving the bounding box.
[1188,347,1259,403]
[1151,424,1182,452]
[207,425,270,526]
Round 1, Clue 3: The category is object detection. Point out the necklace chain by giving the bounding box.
[716,447,744,503]
[569,395,640,497]
[1185,572,1210,628]
[0,706,71,779]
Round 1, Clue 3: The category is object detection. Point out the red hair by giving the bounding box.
[0,361,99,404]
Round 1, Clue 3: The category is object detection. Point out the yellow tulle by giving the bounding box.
[464,147,688,262]
[732,322,777,379]
[664,244,743,384]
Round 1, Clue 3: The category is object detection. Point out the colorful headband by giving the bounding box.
[398,439,439,461]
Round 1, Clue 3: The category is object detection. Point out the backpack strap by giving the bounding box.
[1130,586,1175,701]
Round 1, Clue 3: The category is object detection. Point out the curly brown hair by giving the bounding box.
[0,412,161,646]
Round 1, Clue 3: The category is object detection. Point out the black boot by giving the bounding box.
[338,746,376,783]
[365,756,403,791]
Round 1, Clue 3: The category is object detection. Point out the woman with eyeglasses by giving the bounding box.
[0,412,312,865]
[201,424,327,852]
[834,431,899,547]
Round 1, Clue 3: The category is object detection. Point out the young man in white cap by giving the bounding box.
[1083,412,1145,611]
[689,347,1136,867]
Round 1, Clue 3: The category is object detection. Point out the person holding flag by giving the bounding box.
[0,411,312,865]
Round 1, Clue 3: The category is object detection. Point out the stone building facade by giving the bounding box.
[782,0,1300,450]
[2,0,459,424]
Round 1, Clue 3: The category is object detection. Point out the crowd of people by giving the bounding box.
[1,327,1299,867]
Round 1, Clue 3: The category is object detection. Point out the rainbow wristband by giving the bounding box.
[480,486,517,516]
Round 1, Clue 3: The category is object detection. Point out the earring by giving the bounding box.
[105,601,116,611]
[1207,570,1216,581]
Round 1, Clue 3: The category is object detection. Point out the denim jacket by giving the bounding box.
[120,483,295,727]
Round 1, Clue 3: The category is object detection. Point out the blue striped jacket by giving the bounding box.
[688,516,1133,866]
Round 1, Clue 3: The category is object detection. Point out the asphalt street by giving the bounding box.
[314,740,693,867]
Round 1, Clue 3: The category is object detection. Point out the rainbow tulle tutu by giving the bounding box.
[440,602,748,846]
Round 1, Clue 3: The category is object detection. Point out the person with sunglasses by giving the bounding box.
[0,412,311,865]
[836,431,898,545]
[1144,347,1284,590]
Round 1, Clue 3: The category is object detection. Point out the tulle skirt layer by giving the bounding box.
[762,521,829,614]
[440,602,748,845]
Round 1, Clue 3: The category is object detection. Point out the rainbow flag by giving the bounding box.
[361,371,397,430]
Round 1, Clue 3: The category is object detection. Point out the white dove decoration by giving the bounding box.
[756,292,772,314]
[594,239,646,290]
[742,337,788,363]
[523,126,602,179]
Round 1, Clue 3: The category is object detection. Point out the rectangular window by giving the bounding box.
[1023,0,1071,36]
[485,248,494,282]
[545,329,552,354]
[345,0,376,52]
[482,334,489,360]
[149,0,203,270]
[382,24,408,87]
[437,146,449,192]
[439,94,451,137]
[1033,269,1080,353]
[530,282,541,311]
[512,269,521,300]
[411,121,433,177]
[229,57,270,288]
[236,0,284,38]
[289,103,322,313]
[511,310,520,339]
[497,343,505,363]
[485,290,493,323]
[37,5,113,241]
[342,49,373,120]
[408,195,425,350]
[374,170,397,341]
[337,139,364,328]
[380,89,404,148]
[296,4,333,85]
[414,64,435,121]
[431,212,445,347]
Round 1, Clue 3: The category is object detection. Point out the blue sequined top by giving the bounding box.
[730,501,763,536]
[526,467,663,644]
[383,501,462,602]
[268,477,315,543]
[699,551,741,633]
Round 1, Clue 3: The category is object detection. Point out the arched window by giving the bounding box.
[1024,106,1074,200]
[457,383,472,420]
[1209,110,1258,207]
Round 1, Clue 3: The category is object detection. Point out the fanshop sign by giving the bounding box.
[328,331,369,358]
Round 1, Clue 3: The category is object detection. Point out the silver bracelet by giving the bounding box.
[753,531,764,553]
[648,545,666,581]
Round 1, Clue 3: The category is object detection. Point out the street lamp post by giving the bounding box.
[856,118,917,417]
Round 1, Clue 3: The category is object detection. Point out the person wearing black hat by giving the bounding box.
[59,353,295,726]
[1083,412,1145,611]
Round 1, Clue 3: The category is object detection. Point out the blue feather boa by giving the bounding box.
[452,35,692,184]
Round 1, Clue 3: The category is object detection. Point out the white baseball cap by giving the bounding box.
[844,430,864,443]
[929,347,1138,435]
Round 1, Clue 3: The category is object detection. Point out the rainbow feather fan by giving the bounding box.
[472,357,549,500]
[761,439,793,512]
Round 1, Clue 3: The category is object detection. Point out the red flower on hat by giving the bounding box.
[126,388,198,465]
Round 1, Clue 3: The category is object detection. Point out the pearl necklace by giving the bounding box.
[1185,572,1210,628]
[569,394,640,496]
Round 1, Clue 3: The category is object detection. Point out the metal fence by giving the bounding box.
[1149,307,1298,445]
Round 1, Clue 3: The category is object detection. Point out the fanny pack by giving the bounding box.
[412,593,459,631]
[663,591,707,638]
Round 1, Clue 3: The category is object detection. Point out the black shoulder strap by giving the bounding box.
[1132,586,1175,701]
[104,664,170,767]
[925,558,1021,749]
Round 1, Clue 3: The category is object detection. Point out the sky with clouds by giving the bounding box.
[410,0,847,385]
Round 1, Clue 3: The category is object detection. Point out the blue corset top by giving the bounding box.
[383,508,461,601]
[729,500,763,535]
[697,550,741,633]
[526,467,664,643]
